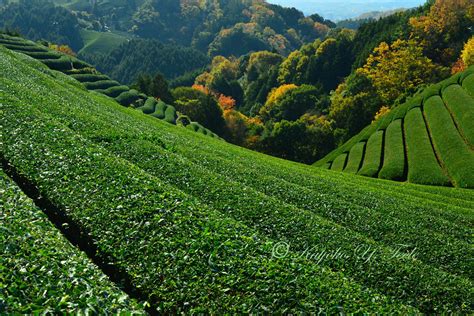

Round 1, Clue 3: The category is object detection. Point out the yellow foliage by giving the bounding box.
[195,72,212,86]
[359,39,443,104]
[461,36,474,67]
[373,106,391,122]
[265,84,298,108]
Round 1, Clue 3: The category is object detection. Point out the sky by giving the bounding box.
[267,0,427,21]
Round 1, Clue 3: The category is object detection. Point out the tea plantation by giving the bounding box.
[315,67,474,188]
[1,45,473,313]
[0,34,220,139]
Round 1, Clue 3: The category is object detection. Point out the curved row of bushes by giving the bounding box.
[315,67,474,188]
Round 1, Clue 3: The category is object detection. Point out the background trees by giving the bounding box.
[172,87,226,136]
[0,0,83,51]
[132,73,174,104]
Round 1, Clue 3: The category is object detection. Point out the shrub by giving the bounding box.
[151,100,167,119]
[2,43,48,52]
[378,119,406,180]
[442,84,474,144]
[63,67,96,75]
[330,153,348,172]
[95,85,130,98]
[358,130,384,177]
[0,38,32,46]
[392,96,422,121]
[3,103,412,314]
[137,97,157,114]
[422,83,441,103]
[83,80,120,90]
[71,59,91,69]
[22,51,61,60]
[440,72,462,91]
[70,74,110,83]
[164,104,177,124]
[1,48,471,313]
[404,108,451,186]
[343,142,366,174]
[42,57,73,71]
[424,96,474,188]
[462,73,474,97]
[459,67,474,82]
[187,122,200,132]
[115,89,140,106]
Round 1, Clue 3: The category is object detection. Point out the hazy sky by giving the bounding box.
[267,0,427,21]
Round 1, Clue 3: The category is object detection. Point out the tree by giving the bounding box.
[260,115,335,164]
[329,72,382,138]
[409,0,474,65]
[461,36,474,67]
[172,87,226,135]
[195,56,244,106]
[358,39,447,105]
[259,84,323,122]
[132,72,173,103]
[49,44,76,56]
[259,84,297,120]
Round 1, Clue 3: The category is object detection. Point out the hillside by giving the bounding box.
[1,41,473,313]
[0,33,221,138]
[314,67,474,188]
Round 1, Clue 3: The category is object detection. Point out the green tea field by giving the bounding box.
[1,43,473,313]
[315,68,474,188]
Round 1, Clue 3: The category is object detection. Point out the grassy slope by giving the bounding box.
[78,29,129,56]
[315,66,474,188]
[1,47,473,313]
[0,34,222,137]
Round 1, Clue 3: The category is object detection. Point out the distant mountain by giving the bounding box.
[267,0,426,20]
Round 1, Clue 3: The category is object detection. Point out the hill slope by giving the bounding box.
[1,47,473,313]
[0,34,221,138]
[314,67,474,188]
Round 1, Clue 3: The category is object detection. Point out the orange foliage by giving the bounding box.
[48,44,76,56]
[218,94,236,111]
[451,58,466,74]
[192,84,210,95]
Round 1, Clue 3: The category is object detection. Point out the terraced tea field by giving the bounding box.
[0,34,220,139]
[1,44,473,313]
[315,68,474,188]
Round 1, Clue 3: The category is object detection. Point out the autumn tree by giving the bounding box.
[461,36,474,67]
[358,39,447,106]
[259,84,297,120]
[259,84,324,122]
[329,72,382,139]
[409,0,474,65]
[195,55,244,105]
